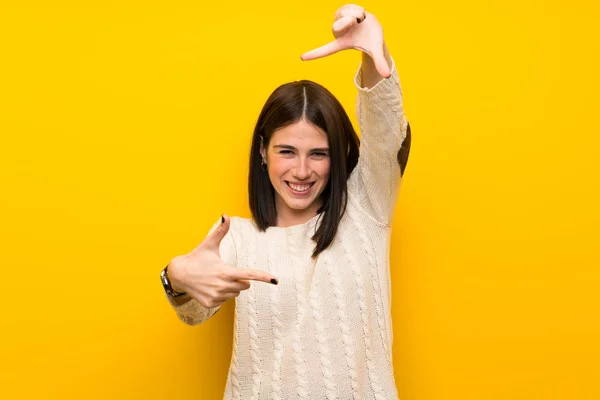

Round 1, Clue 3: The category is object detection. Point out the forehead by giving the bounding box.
[270,120,328,148]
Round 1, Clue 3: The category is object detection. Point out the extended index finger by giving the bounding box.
[226,266,278,285]
[301,39,344,61]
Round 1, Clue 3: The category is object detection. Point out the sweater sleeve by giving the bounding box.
[347,57,410,226]
[165,218,237,326]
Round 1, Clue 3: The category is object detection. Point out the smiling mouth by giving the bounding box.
[286,181,315,193]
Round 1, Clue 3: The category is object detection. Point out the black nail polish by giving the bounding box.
[356,17,361,23]
[221,214,225,224]
[270,278,278,285]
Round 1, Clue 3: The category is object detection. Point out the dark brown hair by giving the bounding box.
[248,80,360,258]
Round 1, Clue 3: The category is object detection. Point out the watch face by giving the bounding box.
[161,266,186,297]
[161,267,173,291]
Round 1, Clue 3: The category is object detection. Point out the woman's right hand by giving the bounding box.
[167,215,278,309]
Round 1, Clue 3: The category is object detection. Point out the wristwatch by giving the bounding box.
[161,264,187,298]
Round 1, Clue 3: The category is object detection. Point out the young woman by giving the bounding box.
[160,4,411,398]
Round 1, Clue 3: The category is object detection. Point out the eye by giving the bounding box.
[279,150,293,155]
[312,152,329,158]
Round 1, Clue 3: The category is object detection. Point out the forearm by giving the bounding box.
[360,42,393,89]
[169,293,194,306]
[351,45,408,225]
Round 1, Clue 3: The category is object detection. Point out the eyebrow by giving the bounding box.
[273,145,329,152]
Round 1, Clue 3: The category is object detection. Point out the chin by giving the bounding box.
[285,198,316,211]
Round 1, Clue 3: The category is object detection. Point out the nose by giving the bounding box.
[293,157,311,181]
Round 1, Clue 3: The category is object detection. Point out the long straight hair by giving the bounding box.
[248,80,360,258]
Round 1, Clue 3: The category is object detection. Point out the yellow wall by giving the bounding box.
[1,1,599,399]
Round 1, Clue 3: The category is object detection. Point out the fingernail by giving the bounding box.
[356,17,361,23]
[270,278,278,285]
[221,214,225,224]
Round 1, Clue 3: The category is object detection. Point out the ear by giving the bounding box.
[259,135,266,160]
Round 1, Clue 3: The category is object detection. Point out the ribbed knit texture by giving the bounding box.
[167,58,409,399]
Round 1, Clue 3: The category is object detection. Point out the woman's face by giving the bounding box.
[261,119,331,218]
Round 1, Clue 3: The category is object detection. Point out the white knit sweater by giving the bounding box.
[166,58,409,399]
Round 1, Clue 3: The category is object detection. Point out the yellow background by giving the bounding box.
[1,0,599,398]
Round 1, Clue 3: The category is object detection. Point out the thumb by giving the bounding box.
[203,214,230,251]
[369,44,391,79]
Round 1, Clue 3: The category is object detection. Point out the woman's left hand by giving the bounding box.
[301,4,390,78]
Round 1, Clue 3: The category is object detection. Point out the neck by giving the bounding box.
[275,197,323,228]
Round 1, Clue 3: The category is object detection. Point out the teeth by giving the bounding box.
[288,182,312,192]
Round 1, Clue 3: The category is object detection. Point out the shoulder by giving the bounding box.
[229,216,259,234]
[343,191,393,231]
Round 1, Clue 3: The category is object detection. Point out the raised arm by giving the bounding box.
[301,4,411,225]
[350,54,410,225]
[360,43,412,177]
